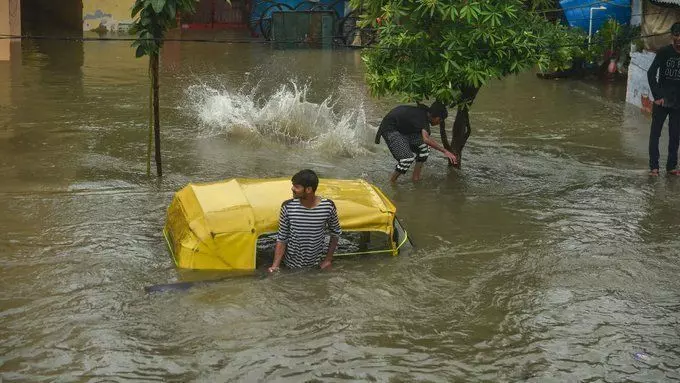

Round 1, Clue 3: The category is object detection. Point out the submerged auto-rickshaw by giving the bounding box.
[163,178,411,270]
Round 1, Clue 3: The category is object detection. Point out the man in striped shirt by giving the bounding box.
[267,169,342,272]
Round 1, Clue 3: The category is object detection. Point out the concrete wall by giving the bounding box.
[0,0,9,61]
[625,51,655,112]
[82,0,135,32]
[0,0,20,61]
[625,0,652,112]
[9,0,18,34]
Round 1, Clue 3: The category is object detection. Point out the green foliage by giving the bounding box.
[524,0,559,12]
[537,19,642,72]
[131,0,198,57]
[353,0,571,105]
[535,22,588,73]
[589,19,641,57]
[600,18,621,52]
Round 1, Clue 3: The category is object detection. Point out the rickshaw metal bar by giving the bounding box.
[163,227,180,267]
[334,230,409,257]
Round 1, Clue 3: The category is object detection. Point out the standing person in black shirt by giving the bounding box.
[375,101,458,182]
[647,22,680,176]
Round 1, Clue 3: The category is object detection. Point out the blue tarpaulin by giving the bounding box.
[560,0,631,34]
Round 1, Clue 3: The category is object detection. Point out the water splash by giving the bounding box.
[185,82,374,157]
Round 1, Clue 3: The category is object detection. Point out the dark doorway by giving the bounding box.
[21,0,83,35]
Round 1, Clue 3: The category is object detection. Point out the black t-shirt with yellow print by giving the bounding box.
[648,44,680,109]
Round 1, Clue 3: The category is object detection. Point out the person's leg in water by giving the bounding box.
[667,108,680,175]
[407,134,429,181]
[649,104,670,176]
[383,130,416,182]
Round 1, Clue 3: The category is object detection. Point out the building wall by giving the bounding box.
[625,0,652,111]
[82,0,135,32]
[9,0,19,35]
[0,0,10,61]
[626,51,655,112]
[0,0,20,61]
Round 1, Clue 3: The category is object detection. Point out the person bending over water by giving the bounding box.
[375,101,458,182]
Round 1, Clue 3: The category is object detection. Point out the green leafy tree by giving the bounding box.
[354,0,571,167]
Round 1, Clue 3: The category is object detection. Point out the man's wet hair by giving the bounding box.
[416,101,448,120]
[292,169,319,191]
[429,101,448,119]
[672,22,680,36]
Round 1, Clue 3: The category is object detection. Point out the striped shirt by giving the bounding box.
[277,198,342,268]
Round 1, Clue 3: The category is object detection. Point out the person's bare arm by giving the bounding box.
[269,204,290,272]
[269,241,286,272]
[422,129,458,165]
[320,201,341,270]
[320,236,339,269]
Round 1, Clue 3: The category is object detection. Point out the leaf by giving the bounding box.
[165,0,176,18]
[460,5,469,20]
[135,45,146,58]
[151,0,166,14]
[131,0,145,17]
[450,7,458,21]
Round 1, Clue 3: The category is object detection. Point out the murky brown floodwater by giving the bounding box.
[1,31,679,382]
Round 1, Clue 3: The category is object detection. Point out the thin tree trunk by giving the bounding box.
[449,86,480,169]
[147,59,153,177]
[151,53,162,177]
[439,118,452,152]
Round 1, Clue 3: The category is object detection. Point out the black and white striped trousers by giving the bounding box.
[382,130,429,174]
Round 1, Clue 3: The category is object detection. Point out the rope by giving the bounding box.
[334,229,410,257]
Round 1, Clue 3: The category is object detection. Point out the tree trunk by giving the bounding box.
[448,86,480,169]
[147,59,153,177]
[151,53,162,177]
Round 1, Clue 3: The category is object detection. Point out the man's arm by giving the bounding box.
[320,202,342,269]
[270,241,286,272]
[321,236,339,269]
[269,204,290,272]
[421,129,458,165]
[648,50,664,103]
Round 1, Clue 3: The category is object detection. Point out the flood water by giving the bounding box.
[1,31,679,382]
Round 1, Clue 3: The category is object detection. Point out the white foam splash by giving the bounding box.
[185,82,373,157]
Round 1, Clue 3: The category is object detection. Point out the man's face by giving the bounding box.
[291,184,310,199]
[673,32,680,51]
[429,116,442,126]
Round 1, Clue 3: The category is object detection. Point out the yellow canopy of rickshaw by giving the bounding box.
[163,178,398,270]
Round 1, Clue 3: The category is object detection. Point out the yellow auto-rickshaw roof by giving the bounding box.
[178,178,397,236]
